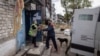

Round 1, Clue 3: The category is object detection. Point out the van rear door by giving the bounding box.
[71,8,99,56]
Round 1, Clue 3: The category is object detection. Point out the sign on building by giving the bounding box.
[30,10,42,24]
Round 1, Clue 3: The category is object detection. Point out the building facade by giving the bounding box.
[42,0,52,20]
[24,0,52,41]
[51,4,58,23]
[0,0,52,56]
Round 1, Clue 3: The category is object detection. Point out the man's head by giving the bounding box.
[45,19,52,25]
[47,19,52,24]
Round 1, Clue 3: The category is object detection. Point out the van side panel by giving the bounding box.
[95,22,100,52]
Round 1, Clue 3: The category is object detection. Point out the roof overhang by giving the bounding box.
[24,0,43,6]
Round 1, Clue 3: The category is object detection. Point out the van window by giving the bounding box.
[79,14,93,21]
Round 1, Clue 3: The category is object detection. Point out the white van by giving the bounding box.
[71,7,100,56]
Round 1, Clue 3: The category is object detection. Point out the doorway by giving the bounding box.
[24,9,42,44]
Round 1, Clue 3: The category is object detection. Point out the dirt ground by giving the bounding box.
[50,29,76,56]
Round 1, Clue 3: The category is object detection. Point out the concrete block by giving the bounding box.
[6,20,10,23]
[1,34,4,37]
[0,17,2,19]
[8,22,11,26]
[0,22,2,24]
[9,8,14,11]
[0,30,5,33]
[3,6,8,9]
[0,38,4,43]
[0,33,1,36]
[2,12,7,15]
[0,31,2,33]
[15,50,27,56]
[0,27,2,29]
[7,15,13,18]
[1,22,5,24]
[4,32,8,37]
[0,18,2,20]
[0,39,16,56]
[2,27,6,29]
[8,13,14,16]
[42,46,52,56]
[0,1,4,4]
[15,47,30,56]
[10,31,13,34]
[8,25,12,28]
[2,34,6,38]
[8,10,13,12]
[0,34,2,39]
[27,42,45,56]
[1,14,7,17]
[7,29,11,32]
[0,8,5,12]
[4,23,6,26]
[11,29,13,32]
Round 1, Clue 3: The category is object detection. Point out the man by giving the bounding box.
[43,19,58,52]
[29,21,38,47]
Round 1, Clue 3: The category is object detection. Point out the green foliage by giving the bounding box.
[61,0,69,8]
[64,12,72,22]
[68,0,92,9]
[61,0,92,22]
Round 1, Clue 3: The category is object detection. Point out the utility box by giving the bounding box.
[71,7,100,56]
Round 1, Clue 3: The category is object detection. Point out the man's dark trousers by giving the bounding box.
[46,36,57,51]
[32,36,36,47]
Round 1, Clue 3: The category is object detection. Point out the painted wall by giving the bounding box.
[16,10,25,51]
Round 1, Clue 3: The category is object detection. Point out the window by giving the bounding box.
[79,14,93,21]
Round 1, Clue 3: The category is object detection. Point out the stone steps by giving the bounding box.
[26,42,45,56]
[15,46,30,56]
[42,46,52,56]
[15,42,52,56]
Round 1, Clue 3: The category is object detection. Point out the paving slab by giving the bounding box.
[15,46,30,56]
[42,46,52,56]
[27,42,45,56]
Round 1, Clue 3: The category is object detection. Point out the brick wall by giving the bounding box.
[0,1,15,44]
[0,1,17,56]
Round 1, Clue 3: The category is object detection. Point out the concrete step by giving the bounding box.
[42,46,52,56]
[15,46,30,56]
[26,42,45,56]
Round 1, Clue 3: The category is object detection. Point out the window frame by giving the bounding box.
[79,14,93,21]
